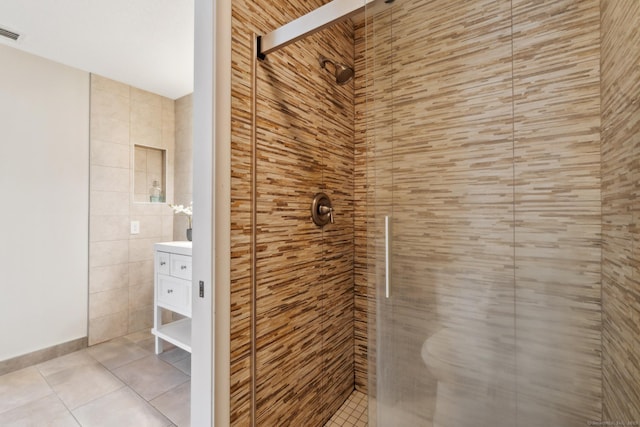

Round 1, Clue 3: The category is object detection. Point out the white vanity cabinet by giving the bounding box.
[151,241,192,354]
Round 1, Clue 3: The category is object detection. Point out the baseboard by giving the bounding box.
[0,337,88,376]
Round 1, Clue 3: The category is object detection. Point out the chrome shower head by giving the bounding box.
[319,55,354,85]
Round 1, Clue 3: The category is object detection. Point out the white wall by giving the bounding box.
[0,44,89,361]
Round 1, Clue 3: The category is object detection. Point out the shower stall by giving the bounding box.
[226,0,639,425]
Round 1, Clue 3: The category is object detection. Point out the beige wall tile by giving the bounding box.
[128,238,156,263]
[130,126,162,148]
[89,76,183,347]
[89,240,129,268]
[162,97,175,122]
[130,90,163,147]
[131,87,161,108]
[174,169,193,199]
[130,202,168,217]
[90,264,129,293]
[175,94,192,123]
[91,91,129,123]
[163,176,174,205]
[133,171,148,200]
[128,260,154,286]
[91,140,130,169]
[162,215,175,239]
[133,194,148,204]
[90,191,129,216]
[162,100,175,144]
[175,128,192,147]
[172,194,192,207]
[174,150,192,174]
[172,221,189,242]
[162,123,175,147]
[128,306,154,333]
[90,116,129,145]
[88,311,128,345]
[130,103,161,131]
[175,134,193,153]
[89,288,129,320]
[146,149,163,174]
[131,96,162,123]
[91,75,130,99]
[90,215,130,242]
[129,282,153,310]
[173,94,192,240]
[91,165,129,193]
[134,146,147,172]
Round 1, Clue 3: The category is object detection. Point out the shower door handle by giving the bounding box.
[385,215,391,298]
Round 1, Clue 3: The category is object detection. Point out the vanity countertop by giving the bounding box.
[154,241,192,256]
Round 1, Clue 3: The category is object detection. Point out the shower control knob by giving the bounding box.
[311,192,334,226]
[319,205,334,224]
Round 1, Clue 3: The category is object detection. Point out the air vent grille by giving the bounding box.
[0,27,20,41]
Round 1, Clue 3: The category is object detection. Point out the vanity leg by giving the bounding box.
[154,304,163,354]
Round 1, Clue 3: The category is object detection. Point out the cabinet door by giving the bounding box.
[157,275,192,317]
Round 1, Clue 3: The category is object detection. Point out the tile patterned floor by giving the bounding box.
[0,331,190,427]
[1,333,370,427]
[325,389,368,427]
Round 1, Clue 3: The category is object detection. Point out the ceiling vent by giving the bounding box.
[0,26,20,41]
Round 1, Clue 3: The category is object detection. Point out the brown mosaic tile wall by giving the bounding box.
[230,0,612,423]
[230,0,355,425]
[601,0,640,423]
[357,2,517,425]
[352,17,369,394]
[512,1,602,425]
[354,0,602,424]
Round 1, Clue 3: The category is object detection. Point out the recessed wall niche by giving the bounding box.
[134,144,166,203]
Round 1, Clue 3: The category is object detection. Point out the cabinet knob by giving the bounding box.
[180,265,187,270]
[160,261,166,266]
[167,289,173,294]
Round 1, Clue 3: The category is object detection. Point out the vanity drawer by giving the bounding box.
[156,252,171,275]
[157,275,191,317]
[170,254,192,280]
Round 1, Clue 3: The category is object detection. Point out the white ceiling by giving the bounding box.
[0,0,194,99]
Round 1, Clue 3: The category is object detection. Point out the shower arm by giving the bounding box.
[257,0,387,59]
[320,56,334,70]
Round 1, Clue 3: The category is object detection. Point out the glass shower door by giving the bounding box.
[365,1,517,426]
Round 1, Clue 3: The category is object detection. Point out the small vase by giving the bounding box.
[186,228,192,242]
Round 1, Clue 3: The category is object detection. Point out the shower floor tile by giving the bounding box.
[325,389,368,427]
